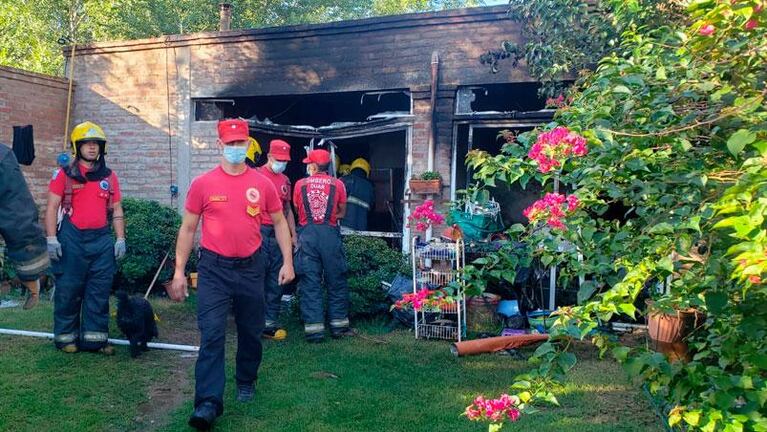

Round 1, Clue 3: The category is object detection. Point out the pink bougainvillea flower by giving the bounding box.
[523,193,579,231]
[528,127,588,173]
[745,19,758,30]
[699,24,716,36]
[408,200,445,232]
[749,275,762,284]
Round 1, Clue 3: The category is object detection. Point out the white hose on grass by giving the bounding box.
[0,328,199,352]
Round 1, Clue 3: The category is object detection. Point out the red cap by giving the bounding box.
[269,139,291,161]
[217,119,249,144]
[302,149,331,165]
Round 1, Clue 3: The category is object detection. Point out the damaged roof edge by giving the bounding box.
[69,5,511,55]
[248,117,412,138]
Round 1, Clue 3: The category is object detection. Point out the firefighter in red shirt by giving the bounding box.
[293,149,355,342]
[168,119,294,431]
[45,121,126,355]
[255,139,297,341]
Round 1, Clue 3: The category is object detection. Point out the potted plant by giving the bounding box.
[409,171,443,195]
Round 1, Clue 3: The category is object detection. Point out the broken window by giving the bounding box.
[455,83,567,115]
[453,124,542,226]
[193,90,411,126]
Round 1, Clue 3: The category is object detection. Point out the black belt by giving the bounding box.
[200,248,260,267]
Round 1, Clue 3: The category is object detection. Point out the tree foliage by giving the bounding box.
[0,0,482,76]
[465,0,767,430]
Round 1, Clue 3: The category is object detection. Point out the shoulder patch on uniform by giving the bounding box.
[99,179,110,191]
[52,168,60,180]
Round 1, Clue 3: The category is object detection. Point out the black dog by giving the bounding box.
[116,291,158,358]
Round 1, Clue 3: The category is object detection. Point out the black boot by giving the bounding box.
[188,401,218,430]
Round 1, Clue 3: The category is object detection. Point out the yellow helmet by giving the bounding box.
[338,164,351,176]
[350,158,371,176]
[246,137,262,162]
[70,121,107,155]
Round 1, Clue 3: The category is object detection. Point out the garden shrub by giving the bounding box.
[115,198,188,293]
[463,0,767,430]
[343,235,409,318]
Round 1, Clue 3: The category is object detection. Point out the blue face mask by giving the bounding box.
[271,161,287,174]
[223,145,247,164]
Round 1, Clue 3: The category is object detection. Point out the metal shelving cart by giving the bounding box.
[411,238,466,341]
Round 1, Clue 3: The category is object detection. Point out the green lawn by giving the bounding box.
[0,293,663,432]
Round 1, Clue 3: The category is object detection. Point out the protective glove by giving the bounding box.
[47,236,62,261]
[114,238,126,260]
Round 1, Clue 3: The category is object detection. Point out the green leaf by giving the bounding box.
[705,291,728,314]
[613,85,632,95]
[648,223,674,234]
[727,129,756,157]
[655,67,667,80]
[541,255,554,266]
[684,410,702,426]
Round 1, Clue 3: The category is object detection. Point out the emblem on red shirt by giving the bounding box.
[99,180,110,191]
[247,205,260,217]
[209,195,228,202]
[280,184,289,197]
[246,187,260,204]
[307,187,329,223]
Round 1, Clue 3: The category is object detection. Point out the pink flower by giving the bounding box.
[507,408,520,421]
[408,200,444,232]
[566,195,580,211]
[699,24,716,36]
[749,275,762,284]
[529,127,587,173]
[745,19,758,30]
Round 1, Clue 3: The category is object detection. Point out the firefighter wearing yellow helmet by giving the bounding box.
[337,164,351,176]
[245,137,262,168]
[46,121,126,355]
[340,157,374,231]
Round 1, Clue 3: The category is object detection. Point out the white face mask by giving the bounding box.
[271,161,287,174]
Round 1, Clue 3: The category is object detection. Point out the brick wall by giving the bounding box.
[69,6,532,218]
[0,66,70,209]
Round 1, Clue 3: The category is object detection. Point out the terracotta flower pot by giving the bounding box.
[409,179,442,195]
[646,300,705,344]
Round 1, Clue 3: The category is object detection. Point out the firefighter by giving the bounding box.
[340,158,375,231]
[245,137,262,168]
[337,163,351,177]
[45,121,126,355]
[168,119,294,431]
[0,144,49,309]
[293,149,354,342]
[255,139,297,341]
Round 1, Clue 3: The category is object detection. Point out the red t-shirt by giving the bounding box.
[49,164,122,230]
[256,166,291,226]
[293,173,347,226]
[185,166,282,258]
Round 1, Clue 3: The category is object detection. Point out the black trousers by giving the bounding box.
[260,225,284,329]
[52,219,114,350]
[194,248,265,415]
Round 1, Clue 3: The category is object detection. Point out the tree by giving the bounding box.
[0,0,483,76]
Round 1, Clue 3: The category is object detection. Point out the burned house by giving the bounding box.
[62,5,553,248]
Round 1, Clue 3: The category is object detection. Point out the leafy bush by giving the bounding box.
[418,171,442,181]
[116,198,187,293]
[343,235,409,318]
[463,0,767,430]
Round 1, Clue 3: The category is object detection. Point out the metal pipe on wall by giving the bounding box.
[427,51,439,172]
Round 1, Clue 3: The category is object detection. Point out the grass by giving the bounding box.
[0,292,663,432]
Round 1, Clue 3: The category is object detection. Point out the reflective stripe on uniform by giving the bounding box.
[265,320,278,329]
[329,318,350,329]
[347,196,370,210]
[304,323,325,334]
[54,333,77,343]
[82,331,108,342]
[15,253,49,274]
